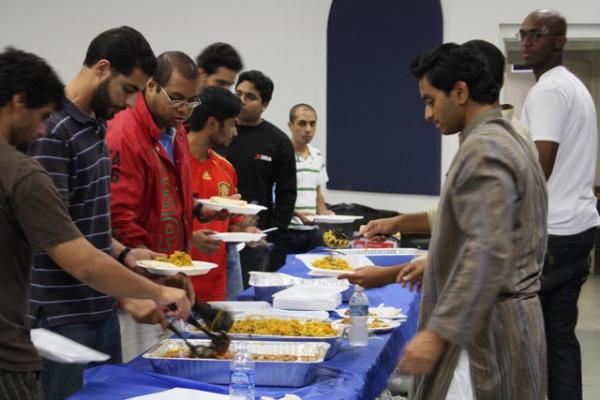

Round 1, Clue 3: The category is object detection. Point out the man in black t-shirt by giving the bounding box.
[227,70,297,276]
[0,48,190,400]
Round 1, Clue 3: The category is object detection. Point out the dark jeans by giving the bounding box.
[33,309,122,400]
[268,228,322,272]
[0,370,42,400]
[239,244,270,289]
[540,227,595,400]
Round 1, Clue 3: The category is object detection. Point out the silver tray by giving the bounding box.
[143,339,330,387]
[186,315,344,360]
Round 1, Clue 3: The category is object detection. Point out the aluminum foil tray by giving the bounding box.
[186,314,344,360]
[143,339,330,387]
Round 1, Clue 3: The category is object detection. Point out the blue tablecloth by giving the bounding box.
[69,252,419,400]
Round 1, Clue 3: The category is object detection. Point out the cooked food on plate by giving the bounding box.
[343,309,378,317]
[341,317,389,329]
[229,318,338,337]
[311,255,352,271]
[155,251,193,267]
[322,230,350,249]
[209,196,247,206]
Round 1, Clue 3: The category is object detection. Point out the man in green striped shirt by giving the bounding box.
[274,104,333,262]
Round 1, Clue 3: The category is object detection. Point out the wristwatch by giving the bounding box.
[117,247,132,264]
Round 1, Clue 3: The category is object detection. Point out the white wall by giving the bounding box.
[1,0,599,213]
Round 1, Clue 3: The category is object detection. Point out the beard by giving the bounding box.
[90,75,116,120]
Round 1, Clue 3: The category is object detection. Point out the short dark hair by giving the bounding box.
[83,26,156,77]
[410,43,499,105]
[236,70,274,103]
[188,86,242,131]
[154,51,199,87]
[196,42,243,74]
[462,40,505,89]
[0,47,64,109]
[289,103,317,122]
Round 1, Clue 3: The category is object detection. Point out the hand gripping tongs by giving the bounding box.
[167,301,233,358]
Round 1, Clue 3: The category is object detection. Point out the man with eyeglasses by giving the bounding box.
[106,51,218,360]
[519,10,600,400]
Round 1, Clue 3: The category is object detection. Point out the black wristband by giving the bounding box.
[193,202,211,223]
[117,247,132,265]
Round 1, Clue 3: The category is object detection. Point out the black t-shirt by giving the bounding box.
[0,136,81,372]
[225,120,297,229]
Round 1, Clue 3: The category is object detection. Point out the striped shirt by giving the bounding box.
[26,99,115,327]
[290,144,328,230]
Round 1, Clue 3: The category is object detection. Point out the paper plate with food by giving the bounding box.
[332,317,401,333]
[334,306,406,320]
[295,254,373,277]
[195,196,267,215]
[137,251,218,276]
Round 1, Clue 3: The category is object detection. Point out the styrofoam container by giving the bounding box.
[272,285,343,311]
[207,301,271,315]
[143,339,329,387]
[296,277,353,301]
[249,272,296,302]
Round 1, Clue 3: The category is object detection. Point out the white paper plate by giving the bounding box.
[30,328,110,364]
[306,214,363,224]
[331,318,401,333]
[195,199,266,215]
[136,260,218,276]
[295,254,373,277]
[335,306,406,320]
[209,232,266,243]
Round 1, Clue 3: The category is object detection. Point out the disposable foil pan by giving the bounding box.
[186,314,344,360]
[143,339,330,387]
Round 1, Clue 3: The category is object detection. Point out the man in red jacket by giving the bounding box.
[106,51,221,359]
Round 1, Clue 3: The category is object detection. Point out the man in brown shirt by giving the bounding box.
[398,43,548,399]
[0,47,190,400]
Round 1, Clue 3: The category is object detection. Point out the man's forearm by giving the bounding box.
[49,237,162,302]
[394,212,431,234]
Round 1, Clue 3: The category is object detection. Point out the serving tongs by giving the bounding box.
[166,301,233,356]
[166,321,214,358]
[185,316,231,356]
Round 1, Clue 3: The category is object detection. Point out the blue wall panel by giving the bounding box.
[327,0,443,195]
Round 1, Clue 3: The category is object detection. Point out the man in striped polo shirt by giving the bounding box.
[0,47,190,400]
[26,27,175,400]
[273,103,333,264]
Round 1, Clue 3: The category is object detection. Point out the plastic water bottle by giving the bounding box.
[348,284,369,346]
[229,343,255,400]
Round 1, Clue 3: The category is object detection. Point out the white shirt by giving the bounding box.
[289,144,328,230]
[522,66,600,235]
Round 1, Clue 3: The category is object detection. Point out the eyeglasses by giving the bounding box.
[160,87,201,109]
[516,26,552,42]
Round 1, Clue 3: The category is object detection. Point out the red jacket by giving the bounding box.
[107,92,193,253]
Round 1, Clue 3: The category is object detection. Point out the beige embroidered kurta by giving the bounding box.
[411,109,548,400]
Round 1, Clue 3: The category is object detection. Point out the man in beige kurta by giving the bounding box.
[401,43,548,399]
